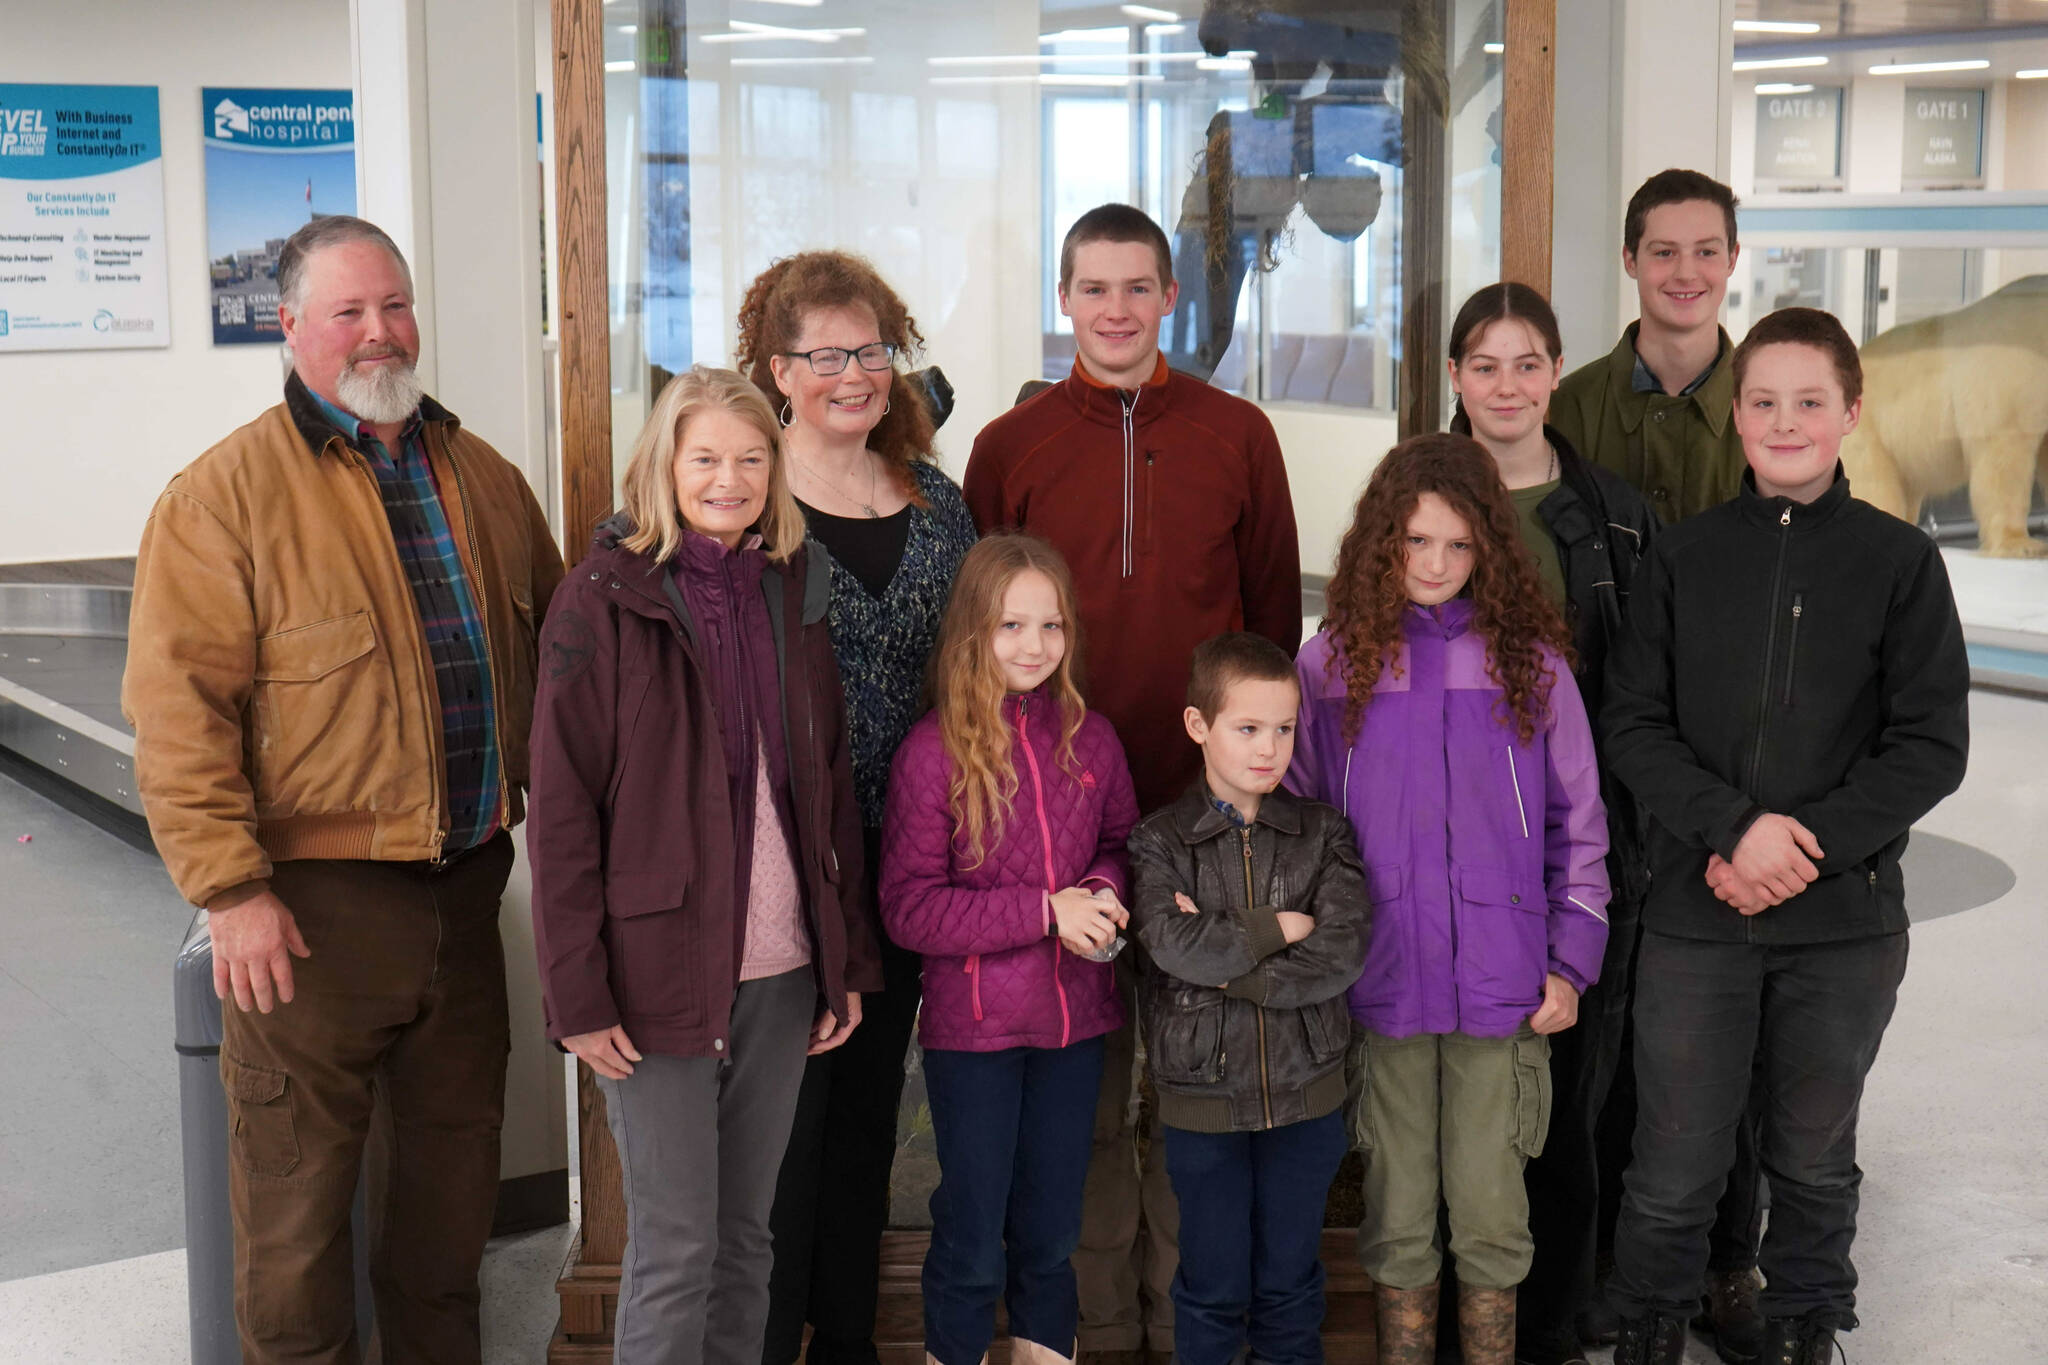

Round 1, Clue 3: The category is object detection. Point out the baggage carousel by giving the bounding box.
[0,582,142,815]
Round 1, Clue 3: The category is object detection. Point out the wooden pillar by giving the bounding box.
[552,0,614,556]
[1398,0,1449,439]
[547,0,627,1355]
[1502,0,1558,295]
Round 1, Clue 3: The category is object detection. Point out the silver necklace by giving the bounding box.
[796,450,880,518]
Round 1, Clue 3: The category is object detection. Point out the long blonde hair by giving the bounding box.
[616,365,806,563]
[930,534,1088,866]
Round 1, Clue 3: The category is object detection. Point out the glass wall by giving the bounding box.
[574,0,1510,1223]
[1727,4,2048,585]
[592,0,1506,576]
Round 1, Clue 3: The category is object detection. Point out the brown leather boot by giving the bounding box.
[1455,1284,1516,1365]
[1375,1282,1439,1365]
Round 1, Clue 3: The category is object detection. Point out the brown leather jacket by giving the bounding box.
[123,374,564,909]
[1129,783,1371,1133]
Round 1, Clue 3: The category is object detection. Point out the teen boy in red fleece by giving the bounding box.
[964,202,1302,1365]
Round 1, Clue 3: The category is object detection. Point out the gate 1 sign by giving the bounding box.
[0,83,170,352]
[1754,87,1844,186]
[1902,88,1985,185]
[202,88,357,345]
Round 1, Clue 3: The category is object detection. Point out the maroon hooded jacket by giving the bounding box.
[527,523,881,1058]
[964,356,1303,813]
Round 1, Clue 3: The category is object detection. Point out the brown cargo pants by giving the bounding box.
[218,833,514,1365]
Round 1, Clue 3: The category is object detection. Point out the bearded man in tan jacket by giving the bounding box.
[122,215,562,1365]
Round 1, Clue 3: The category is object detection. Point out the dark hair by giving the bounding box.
[1324,433,1572,744]
[1446,282,1564,435]
[1624,168,1739,258]
[1060,203,1174,291]
[1731,307,1863,407]
[734,250,938,503]
[277,215,412,312]
[1187,632,1298,723]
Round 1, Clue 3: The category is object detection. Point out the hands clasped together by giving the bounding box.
[1708,812,1826,916]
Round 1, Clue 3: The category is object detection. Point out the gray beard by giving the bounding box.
[334,356,425,426]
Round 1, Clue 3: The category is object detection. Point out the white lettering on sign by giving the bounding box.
[1916,98,1972,121]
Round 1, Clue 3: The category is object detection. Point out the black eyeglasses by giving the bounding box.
[781,342,898,376]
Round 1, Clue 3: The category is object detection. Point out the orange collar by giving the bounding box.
[1073,352,1169,391]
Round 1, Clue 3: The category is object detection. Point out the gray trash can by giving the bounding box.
[176,909,373,1363]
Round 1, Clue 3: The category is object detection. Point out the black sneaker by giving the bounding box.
[1761,1316,1843,1365]
[1613,1314,1689,1365]
[1694,1266,1765,1364]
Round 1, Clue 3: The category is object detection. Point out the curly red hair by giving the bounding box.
[1323,433,1573,744]
[733,250,938,504]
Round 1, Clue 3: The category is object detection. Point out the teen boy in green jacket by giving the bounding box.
[1551,169,1746,527]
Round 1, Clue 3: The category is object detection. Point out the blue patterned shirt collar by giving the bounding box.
[307,387,423,462]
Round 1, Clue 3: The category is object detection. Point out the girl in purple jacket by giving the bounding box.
[881,532,1139,1365]
[1286,435,1611,1362]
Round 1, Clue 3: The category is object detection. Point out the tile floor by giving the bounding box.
[3,688,2046,1363]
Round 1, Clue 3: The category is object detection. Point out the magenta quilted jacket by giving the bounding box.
[881,695,1138,1052]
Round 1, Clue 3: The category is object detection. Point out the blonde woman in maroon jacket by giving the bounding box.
[527,366,880,1365]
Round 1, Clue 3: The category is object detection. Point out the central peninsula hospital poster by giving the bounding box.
[202,87,356,345]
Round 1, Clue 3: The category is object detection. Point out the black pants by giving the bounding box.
[1594,921,1766,1276]
[1518,909,1633,1343]
[1609,931,1908,1329]
[763,831,924,1365]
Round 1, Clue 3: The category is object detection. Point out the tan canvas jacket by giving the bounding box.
[123,374,565,909]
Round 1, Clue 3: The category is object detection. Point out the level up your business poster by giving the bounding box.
[0,83,171,352]
[203,87,356,345]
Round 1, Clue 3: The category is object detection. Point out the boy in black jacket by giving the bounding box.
[1601,309,1970,1365]
[1126,633,1369,1365]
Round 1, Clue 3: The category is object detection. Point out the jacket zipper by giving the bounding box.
[1017,695,1072,1047]
[1782,592,1804,708]
[1505,749,1529,838]
[1745,507,1794,796]
[1119,390,1139,579]
[1242,827,1273,1129]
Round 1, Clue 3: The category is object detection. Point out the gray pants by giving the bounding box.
[598,967,816,1365]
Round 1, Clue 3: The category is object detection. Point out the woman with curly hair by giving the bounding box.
[735,251,979,1365]
[1283,433,1612,1364]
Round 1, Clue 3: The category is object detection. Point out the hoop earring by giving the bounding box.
[778,399,793,428]
[882,397,891,417]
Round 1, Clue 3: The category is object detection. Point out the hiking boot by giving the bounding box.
[1455,1285,1516,1365]
[1375,1282,1440,1365]
[1761,1316,1841,1365]
[1612,1313,1688,1365]
[1694,1266,1765,1363]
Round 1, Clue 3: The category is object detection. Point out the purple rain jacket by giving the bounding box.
[880,695,1137,1052]
[1286,599,1611,1039]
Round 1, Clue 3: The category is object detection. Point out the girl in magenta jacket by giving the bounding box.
[881,532,1138,1365]
[1286,434,1610,1360]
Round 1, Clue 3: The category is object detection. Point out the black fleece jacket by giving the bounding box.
[1602,468,1970,944]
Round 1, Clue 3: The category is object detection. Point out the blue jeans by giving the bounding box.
[1163,1112,1350,1365]
[1609,931,1909,1330]
[922,1037,1106,1365]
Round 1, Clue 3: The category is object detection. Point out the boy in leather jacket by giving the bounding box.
[1126,633,1371,1365]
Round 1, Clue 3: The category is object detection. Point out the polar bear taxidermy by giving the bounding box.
[1841,274,2048,558]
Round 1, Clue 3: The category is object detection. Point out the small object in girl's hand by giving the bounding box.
[1081,934,1126,964]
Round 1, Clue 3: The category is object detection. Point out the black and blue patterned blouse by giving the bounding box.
[800,459,978,830]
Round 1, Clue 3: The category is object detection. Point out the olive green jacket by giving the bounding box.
[1550,323,1745,525]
